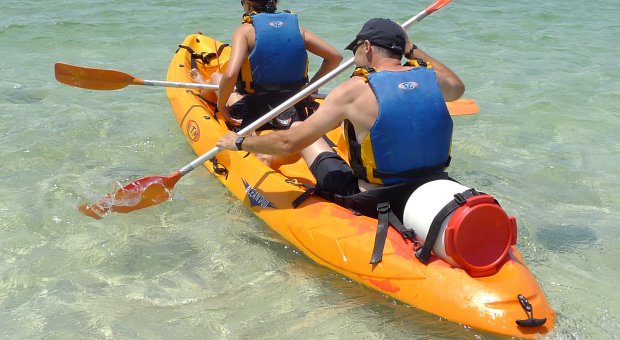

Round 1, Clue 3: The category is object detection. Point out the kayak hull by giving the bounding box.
[165,34,555,338]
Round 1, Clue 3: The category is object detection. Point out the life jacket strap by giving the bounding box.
[403,58,432,69]
[350,66,376,81]
[251,82,307,93]
[345,121,368,182]
[372,156,451,179]
[242,12,256,24]
[235,77,308,97]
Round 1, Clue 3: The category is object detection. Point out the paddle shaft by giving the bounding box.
[144,78,331,99]
[179,0,451,176]
[141,79,218,90]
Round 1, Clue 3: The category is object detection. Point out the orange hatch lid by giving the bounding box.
[444,194,517,277]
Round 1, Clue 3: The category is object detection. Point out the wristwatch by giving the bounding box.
[235,136,245,151]
[405,43,417,59]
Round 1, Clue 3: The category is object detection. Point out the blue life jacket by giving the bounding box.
[237,12,308,94]
[346,66,453,186]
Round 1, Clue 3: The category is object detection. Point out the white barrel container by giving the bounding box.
[403,180,516,277]
[404,180,470,267]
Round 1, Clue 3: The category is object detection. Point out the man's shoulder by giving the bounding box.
[323,76,374,120]
[332,76,369,97]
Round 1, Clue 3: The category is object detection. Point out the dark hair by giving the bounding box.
[372,45,402,60]
[246,0,277,13]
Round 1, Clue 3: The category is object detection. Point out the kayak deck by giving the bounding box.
[165,33,555,338]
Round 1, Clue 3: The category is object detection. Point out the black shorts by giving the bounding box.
[309,152,361,197]
[309,151,453,218]
[229,91,309,131]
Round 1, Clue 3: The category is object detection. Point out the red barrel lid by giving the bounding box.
[444,194,517,277]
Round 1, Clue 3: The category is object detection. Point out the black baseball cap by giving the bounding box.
[345,18,406,54]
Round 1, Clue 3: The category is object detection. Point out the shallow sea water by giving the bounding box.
[1,0,619,338]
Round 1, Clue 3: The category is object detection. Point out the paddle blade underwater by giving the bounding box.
[79,171,182,219]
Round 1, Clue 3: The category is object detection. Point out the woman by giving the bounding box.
[192,0,342,129]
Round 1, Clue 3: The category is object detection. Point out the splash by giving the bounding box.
[79,171,181,219]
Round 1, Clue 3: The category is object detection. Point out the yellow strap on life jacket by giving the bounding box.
[404,58,433,69]
[243,10,294,23]
[238,58,254,94]
[242,12,257,24]
[351,66,376,83]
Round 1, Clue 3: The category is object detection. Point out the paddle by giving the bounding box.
[54,62,219,91]
[446,98,479,116]
[78,0,454,219]
[55,62,478,115]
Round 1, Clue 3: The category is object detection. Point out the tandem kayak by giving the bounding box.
[165,33,555,338]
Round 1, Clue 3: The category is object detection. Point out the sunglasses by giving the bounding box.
[240,0,244,5]
[352,40,365,54]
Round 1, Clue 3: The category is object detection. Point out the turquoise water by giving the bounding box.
[1,0,619,338]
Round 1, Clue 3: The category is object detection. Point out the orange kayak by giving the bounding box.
[165,33,555,338]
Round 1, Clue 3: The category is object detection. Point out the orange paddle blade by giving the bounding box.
[79,171,182,219]
[447,98,480,116]
[426,0,452,14]
[54,63,145,91]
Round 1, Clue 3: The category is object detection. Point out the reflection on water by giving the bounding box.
[537,224,598,253]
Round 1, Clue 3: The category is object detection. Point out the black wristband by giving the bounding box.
[235,136,245,151]
[406,44,417,59]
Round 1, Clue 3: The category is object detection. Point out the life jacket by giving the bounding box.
[346,65,453,186]
[237,12,309,94]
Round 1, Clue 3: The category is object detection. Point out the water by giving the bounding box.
[1,0,619,338]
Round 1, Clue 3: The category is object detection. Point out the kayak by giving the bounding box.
[165,33,555,338]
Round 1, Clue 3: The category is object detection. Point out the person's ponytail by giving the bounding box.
[264,0,277,13]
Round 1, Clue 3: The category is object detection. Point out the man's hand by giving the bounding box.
[404,39,418,60]
[216,131,241,151]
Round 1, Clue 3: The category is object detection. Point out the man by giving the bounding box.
[217,18,465,219]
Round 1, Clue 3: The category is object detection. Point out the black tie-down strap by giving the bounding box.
[291,186,316,208]
[177,44,229,69]
[370,202,416,264]
[415,188,481,264]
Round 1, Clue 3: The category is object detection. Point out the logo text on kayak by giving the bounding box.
[186,120,200,142]
[242,179,276,209]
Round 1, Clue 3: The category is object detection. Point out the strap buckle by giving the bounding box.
[453,192,466,205]
[402,230,416,241]
[377,201,391,214]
